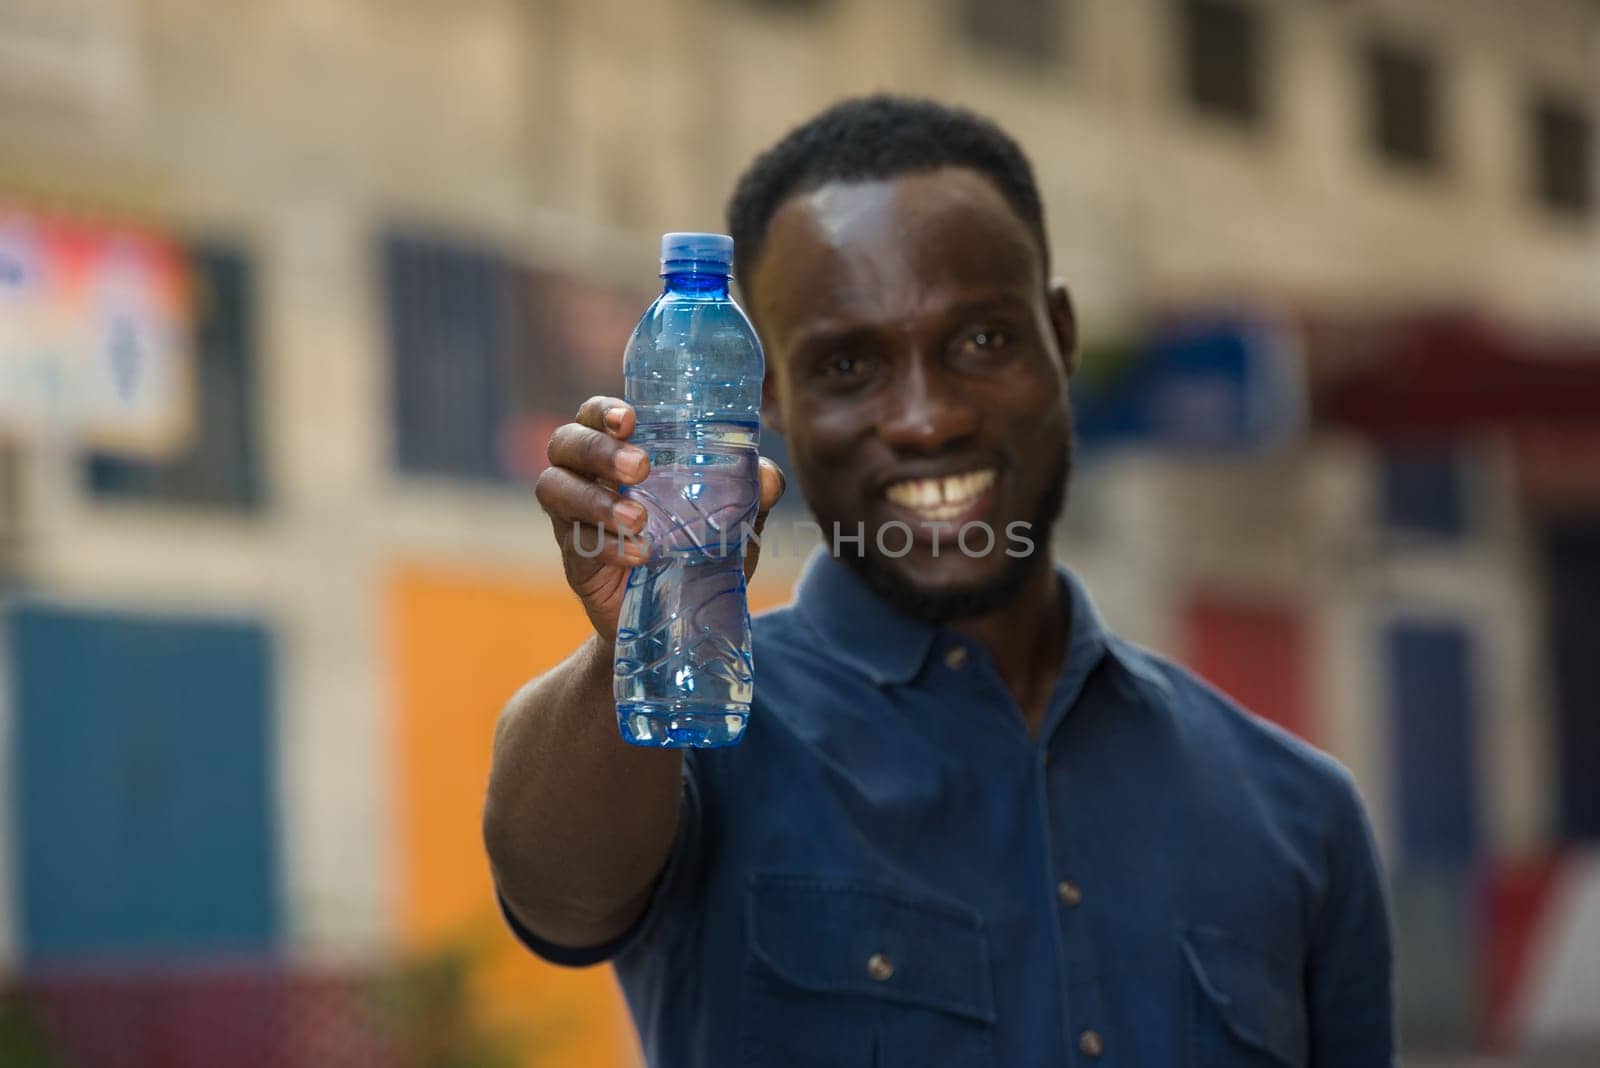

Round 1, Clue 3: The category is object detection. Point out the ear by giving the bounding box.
[1047,279,1080,378]
[761,366,787,436]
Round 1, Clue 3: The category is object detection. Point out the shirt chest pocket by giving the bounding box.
[1183,925,1308,1068]
[740,874,998,1068]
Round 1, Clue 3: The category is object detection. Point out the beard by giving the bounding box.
[838,429,1074,625]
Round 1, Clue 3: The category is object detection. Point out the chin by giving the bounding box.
[848,543,1043,625]
[895,545,1011,587]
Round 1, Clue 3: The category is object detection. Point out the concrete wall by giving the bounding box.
[0,0,1595,1057]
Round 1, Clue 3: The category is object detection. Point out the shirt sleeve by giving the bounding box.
[496,760,704,969]
[1307,773,1397,1067]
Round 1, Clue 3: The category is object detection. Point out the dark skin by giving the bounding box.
[752,167,1081,733]
[484,165,1080,951]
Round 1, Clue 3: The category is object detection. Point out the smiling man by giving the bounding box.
[485,96,1394,1067]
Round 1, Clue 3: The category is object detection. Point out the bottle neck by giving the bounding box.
[662,270,730,297]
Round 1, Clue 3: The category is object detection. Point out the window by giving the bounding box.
[383,234,516,481]
[1379,447,1468,538]
[382,231,643,484]
[1367,39,1443,170]
[961,0,1063,66]
[85,245,265,509]
[1531,94,1594,218]
[1181,0,1265,125]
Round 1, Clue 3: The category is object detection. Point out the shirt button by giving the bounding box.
[943,645,969,669]
[866,953,894,981]
[1079,1029,1104,1057]
[1057,880,1083,907]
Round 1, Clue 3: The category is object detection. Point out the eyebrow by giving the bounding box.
[941,293,1033,323]
[787,322,888,356]
[785,291,1034,355]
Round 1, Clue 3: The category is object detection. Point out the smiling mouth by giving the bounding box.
[882,468,997,522]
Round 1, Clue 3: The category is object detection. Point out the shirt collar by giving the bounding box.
[792,547,1115,688]
[793,548,938,685]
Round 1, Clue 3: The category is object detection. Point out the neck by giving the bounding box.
[664,271,730,297]
[949,558,1068,737]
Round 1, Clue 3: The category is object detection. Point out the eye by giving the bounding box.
[802,347,881,394]
[969,329,1008,350]
[955,327,1011,364]
[822,353,872,378]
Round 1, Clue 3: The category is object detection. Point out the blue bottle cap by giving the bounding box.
[660,232,734,274]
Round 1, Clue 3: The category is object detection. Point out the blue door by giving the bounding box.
[1385,620,1481,864]
[9,606,280,961]
[1545,523,1600,840]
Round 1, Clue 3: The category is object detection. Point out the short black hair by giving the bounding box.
[726,94,1049,286]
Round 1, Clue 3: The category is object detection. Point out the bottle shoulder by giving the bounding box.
[637,291,759,323]
[627,294,764,357]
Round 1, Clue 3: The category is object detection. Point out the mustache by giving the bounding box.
[832,430,1074,624]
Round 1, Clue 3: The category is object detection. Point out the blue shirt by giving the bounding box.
[504,550,1394,1067]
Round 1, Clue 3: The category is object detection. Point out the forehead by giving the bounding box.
[748,167,1043,345]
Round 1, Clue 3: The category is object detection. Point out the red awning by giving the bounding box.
[1311,314,1600,444]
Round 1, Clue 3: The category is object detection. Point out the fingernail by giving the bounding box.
[617,448,647,479]
[614,501,646,530]
[604,408,625,432]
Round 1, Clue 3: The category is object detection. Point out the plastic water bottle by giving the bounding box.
[614,233,763,748]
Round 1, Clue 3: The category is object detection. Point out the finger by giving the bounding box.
[547,423,650,484]
[551,515,652,568]
[756,457,786,515]
[575,396,634,437]
[535,467,649,535]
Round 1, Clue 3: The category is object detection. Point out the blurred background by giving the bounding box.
[0,0,1596,1064]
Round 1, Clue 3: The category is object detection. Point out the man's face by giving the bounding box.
[748,167,1078,620]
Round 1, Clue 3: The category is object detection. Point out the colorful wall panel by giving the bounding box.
[8,605,279,962]
[386,562,792,1067]
[1180,593,1314,741]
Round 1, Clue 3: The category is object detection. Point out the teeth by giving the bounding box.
[884,469,996,518]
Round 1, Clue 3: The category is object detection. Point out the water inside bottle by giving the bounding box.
[614,421,758,747]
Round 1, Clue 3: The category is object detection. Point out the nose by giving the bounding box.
[878,358,979,453]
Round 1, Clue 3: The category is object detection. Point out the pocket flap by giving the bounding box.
[747,874,996,1024]
[1183,925,1306,1065]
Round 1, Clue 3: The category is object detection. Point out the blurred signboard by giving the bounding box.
[1310,313,1600,444]
[1074,312,1306,454]
[0,209,193,456]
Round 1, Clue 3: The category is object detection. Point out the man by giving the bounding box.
[484,96,1394,1066]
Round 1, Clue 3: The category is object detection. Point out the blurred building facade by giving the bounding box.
[0,0,1597,1064]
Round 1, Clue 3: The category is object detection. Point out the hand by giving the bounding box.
[536,396,786,641]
